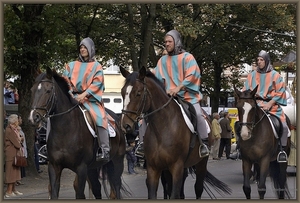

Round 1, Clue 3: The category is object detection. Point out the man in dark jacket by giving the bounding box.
[218,112,232,159]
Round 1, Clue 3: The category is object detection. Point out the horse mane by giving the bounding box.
[52,70,77,104]
[144,70,166,91]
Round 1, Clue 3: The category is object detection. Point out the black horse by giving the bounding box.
[29,67,126,199]
[234,86,291,199]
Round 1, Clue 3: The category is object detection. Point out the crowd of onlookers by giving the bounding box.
[210,111,236,161]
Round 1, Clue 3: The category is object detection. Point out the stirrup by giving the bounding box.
[277,151,288,163]
[199,144,209,158]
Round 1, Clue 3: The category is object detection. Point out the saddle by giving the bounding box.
[267,113,283,139]
[174,97,198,133]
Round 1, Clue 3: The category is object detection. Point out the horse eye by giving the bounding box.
[136,91,141,96]
[46,89,51,93]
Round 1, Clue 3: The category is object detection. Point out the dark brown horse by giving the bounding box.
[120,66,229,199]
[29,67,126,199]
[234,86,291,199]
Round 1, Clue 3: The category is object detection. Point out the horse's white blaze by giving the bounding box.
[38,83,42,90]
[121,85,133,122]
[28,110,34,123]
[241,102,252,140]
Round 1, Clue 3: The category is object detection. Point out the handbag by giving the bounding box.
[13,148,27,167]
[13,156,28,167]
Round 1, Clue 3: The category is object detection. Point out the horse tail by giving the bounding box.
[101,162,132,199]
[269,160,292,199]
[204,171,232,198]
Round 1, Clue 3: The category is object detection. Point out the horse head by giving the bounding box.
[120,66,151,134]
[29,67,56,127]
[234,85,259,140]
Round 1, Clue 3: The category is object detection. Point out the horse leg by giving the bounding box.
[48,163,62,199]
[242,160,253,199]
[169,164,184,199]
[74,164,88,199]
[87,168,102,199]
[194,157,208,199]
[256,158,270,199]
[180,168,188,199]
[146,167,161,199]
[160,170,170,199]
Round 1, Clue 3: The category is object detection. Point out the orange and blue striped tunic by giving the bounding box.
[153,52,202,105]
[243,70,287,122]
[63,61,108,129]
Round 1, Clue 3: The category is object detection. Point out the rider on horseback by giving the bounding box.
[153,30,210,158]
[63,37,110,163]
[243,50,290,162]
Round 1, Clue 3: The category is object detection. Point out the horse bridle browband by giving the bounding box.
[121,78,173,124]
[31,78,78,122]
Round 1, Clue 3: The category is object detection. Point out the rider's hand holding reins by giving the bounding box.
[259,100,275,111]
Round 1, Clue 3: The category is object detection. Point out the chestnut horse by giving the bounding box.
[234,86,291,199]
[120,66,230,199]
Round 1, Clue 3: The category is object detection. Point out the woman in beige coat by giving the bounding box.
[4,114,24,198]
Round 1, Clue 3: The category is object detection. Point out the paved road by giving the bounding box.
[7,156,296,200]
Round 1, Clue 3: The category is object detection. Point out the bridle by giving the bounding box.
[31,78,78,123]
[121,78,173,124]
[237,96,266,132]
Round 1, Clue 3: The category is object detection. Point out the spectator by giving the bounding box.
[126,141,138,175]
[218,112,232,159]
[218,111,224,122]
[4,114,23,198]
[4,81,14,105]
[16,114,27,185]
[210,112,221,160]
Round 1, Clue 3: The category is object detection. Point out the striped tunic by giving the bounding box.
[243,70,287,122]
[63,61,108,129]
[153,52,202,105]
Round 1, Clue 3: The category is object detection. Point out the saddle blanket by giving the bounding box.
[174,99,210,134]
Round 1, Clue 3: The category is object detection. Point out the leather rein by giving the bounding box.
[31,78,79,123]
[121,78,173,124]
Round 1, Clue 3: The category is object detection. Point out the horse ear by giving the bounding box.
[119,66,130,78]
[233,85,240,98]
[46,67,53,79]
[139,66,146,80]
[251,85,259,97]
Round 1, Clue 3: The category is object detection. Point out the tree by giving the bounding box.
[4,4,46,175]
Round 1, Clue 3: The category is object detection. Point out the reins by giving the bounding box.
[31,78,79,121]
[238,97,267,131]
[121,78,173,123]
